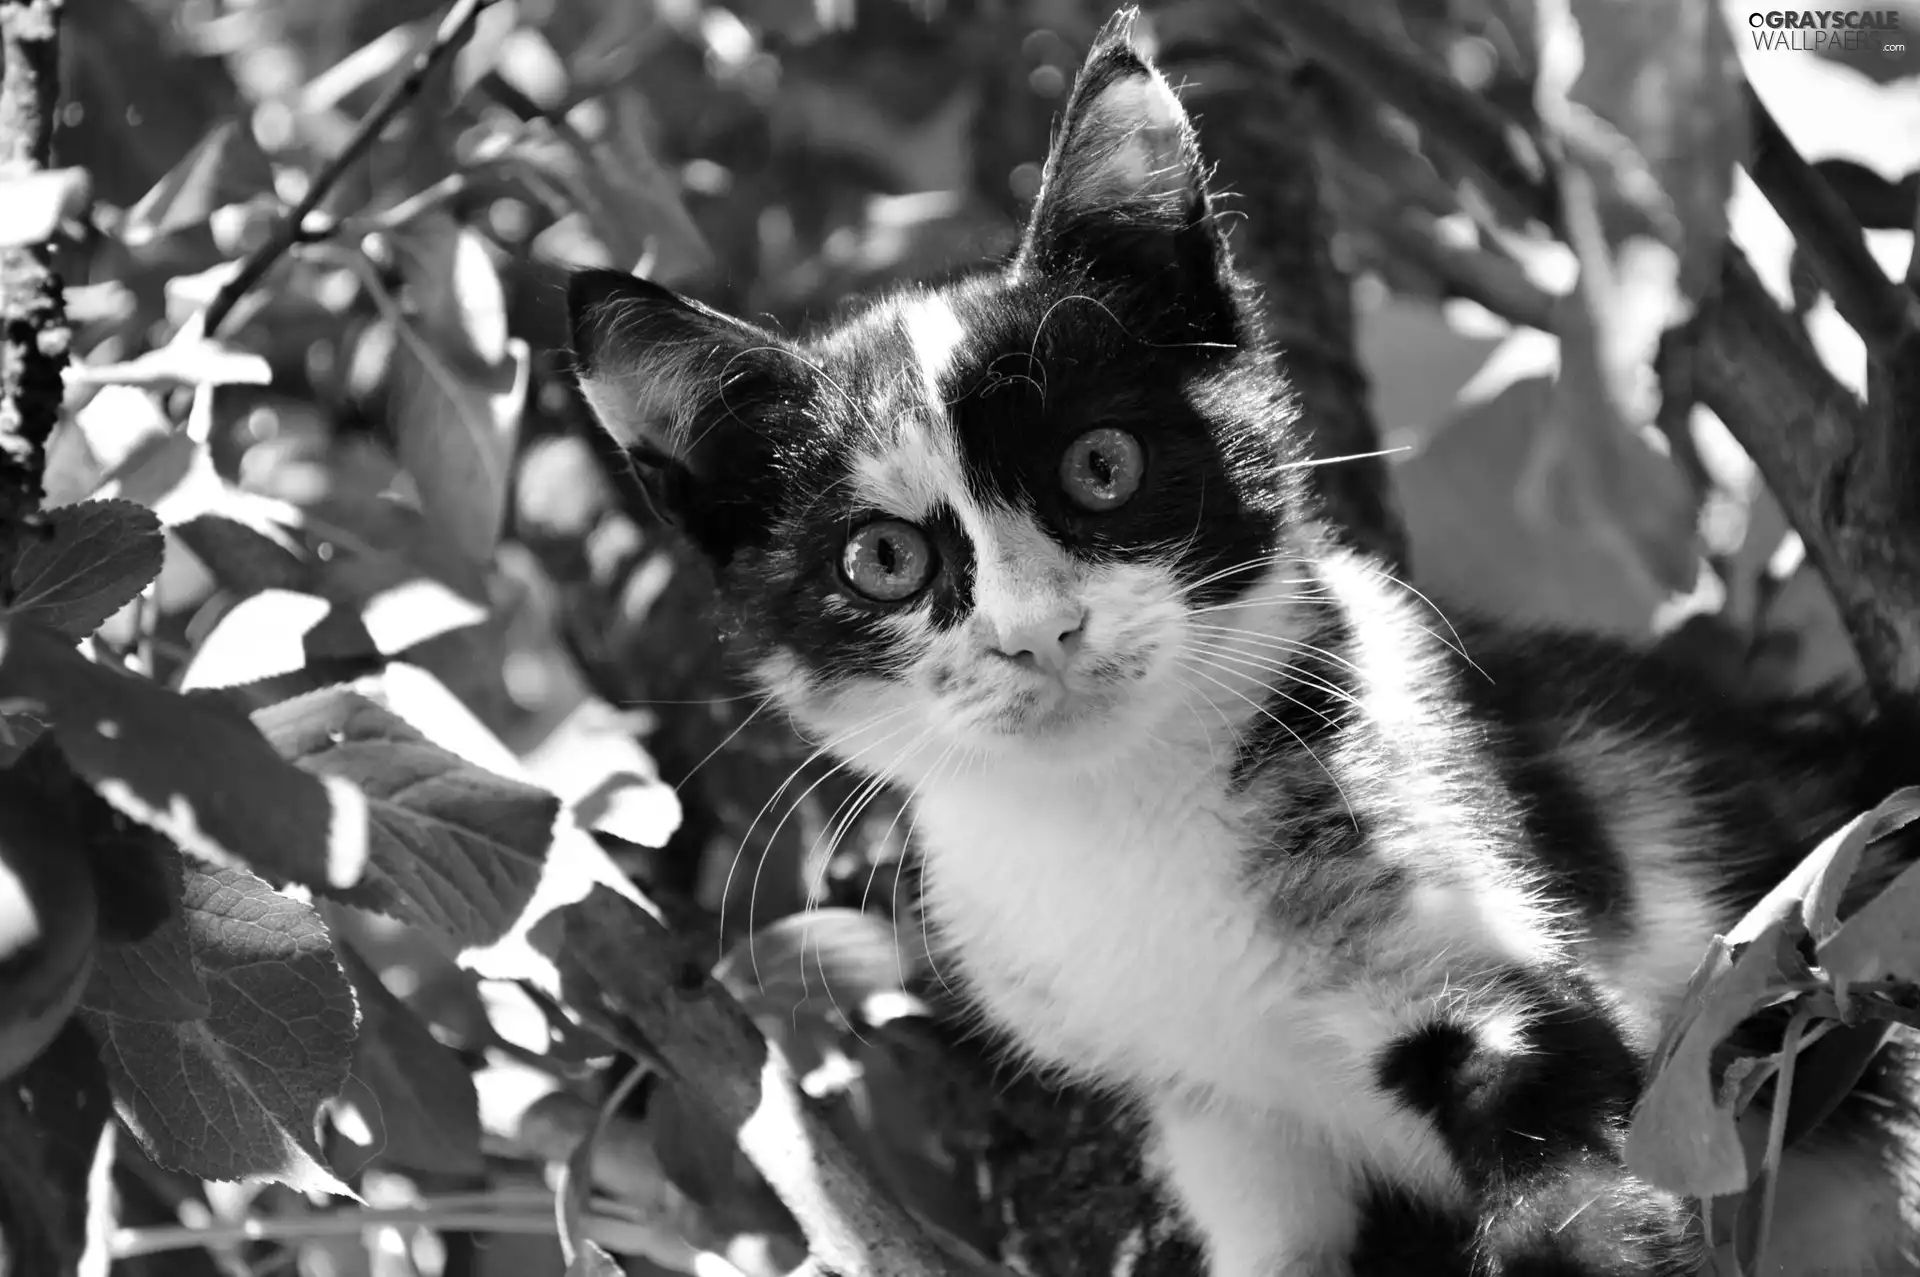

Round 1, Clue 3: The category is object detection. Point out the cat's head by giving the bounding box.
[569,12,1319,778]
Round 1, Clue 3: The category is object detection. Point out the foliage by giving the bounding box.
[0,0,1915,1275]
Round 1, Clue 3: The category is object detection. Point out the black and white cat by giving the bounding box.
[568,14,1920,1274]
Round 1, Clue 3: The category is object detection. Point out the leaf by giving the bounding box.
[0,1020,113,1277]
[390,324,528,571]
[358,578,490,654]
[71,316,272,391]
[253,686,553,952]
[173,512,313,596]
[177,589,380,694]
[451,228,510,366]
[6,500,165,641]
[1625,922,1802,1197]
[121,120,275,247]
[71,387,171,477]
[1793,786,1920,945]
[78,860,360,1194]
[0,168,91,249]
[715,907,911,1025]
[0,616,372,893]
[1817,799,1920,994]
[331,938,483,1176]
[523,702,682,850]
[1392,370,1668,636]
[82,848,211,1024]
[1521,240,1701,598]
[94,429,306,554]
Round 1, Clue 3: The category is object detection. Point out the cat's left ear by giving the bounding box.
[1016,10,1229,298]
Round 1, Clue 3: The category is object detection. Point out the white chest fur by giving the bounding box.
[915,750,1421,1133]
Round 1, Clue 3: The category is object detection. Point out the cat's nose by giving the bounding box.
[990,607,1087,677]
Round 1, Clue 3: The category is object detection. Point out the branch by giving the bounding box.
[1742,82,1920,363]
[1694,251,1920,702]
[0,0,68,536]
[200,0,498,336]
[556,887,1002,1277]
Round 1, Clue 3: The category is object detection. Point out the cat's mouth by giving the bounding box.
[965,657,1144,741]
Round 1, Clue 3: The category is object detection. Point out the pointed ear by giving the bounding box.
[1016,10,1229,291]
[569,269,810,555]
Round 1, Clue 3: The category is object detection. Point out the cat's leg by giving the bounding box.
[1146,1090,1364,1277]
[1378,969,1703,1275]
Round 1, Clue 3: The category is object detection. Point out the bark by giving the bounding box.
[0,0,67,536]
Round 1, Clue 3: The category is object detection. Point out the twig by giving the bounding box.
[0,0,70,538]
[1742,81,1920,362]
[200,0,499,336]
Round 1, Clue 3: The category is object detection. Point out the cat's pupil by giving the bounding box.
[877,537,900,574]
[1089,450,1114,489]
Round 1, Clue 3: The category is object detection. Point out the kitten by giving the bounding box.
[568,14,1920,1275]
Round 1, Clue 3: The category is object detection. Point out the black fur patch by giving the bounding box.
[1350,1182,1476,1276]
[1374,968,1697,1274]
[1376,968,1644,1184]
[1443,645,1634,933]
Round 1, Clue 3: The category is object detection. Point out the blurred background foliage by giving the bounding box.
[16,0,1920,1271]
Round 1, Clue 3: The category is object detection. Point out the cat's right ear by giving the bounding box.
[568,268,802,479]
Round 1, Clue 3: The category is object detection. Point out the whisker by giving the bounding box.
[744,716,927,994]
[1182,639,1363,719]
[715,703,917,967]
[672,693,775,794]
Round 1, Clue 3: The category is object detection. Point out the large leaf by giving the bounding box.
[6,500,165,641]
[83,861,211,1025]
[78,859,359,1195]
[0,616,371,893]
[1392,366,1669,636]
[379,224,529,569]
[176,588,382,695]
[1625,925,1798,1197]
[253,686,553,952]
[332,938,483,1176]
[522,701,682,851]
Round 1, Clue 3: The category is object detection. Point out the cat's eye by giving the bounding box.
[1060,428,1145,512]
[841,520,937,602]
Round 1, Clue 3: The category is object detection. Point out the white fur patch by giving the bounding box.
[899,294,968,402]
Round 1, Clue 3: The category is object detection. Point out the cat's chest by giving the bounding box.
[914,766,1364,1104]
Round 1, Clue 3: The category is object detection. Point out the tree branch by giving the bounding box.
[200,0,499,336]
[0,0,68,538]
[1742,81,1920,364]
